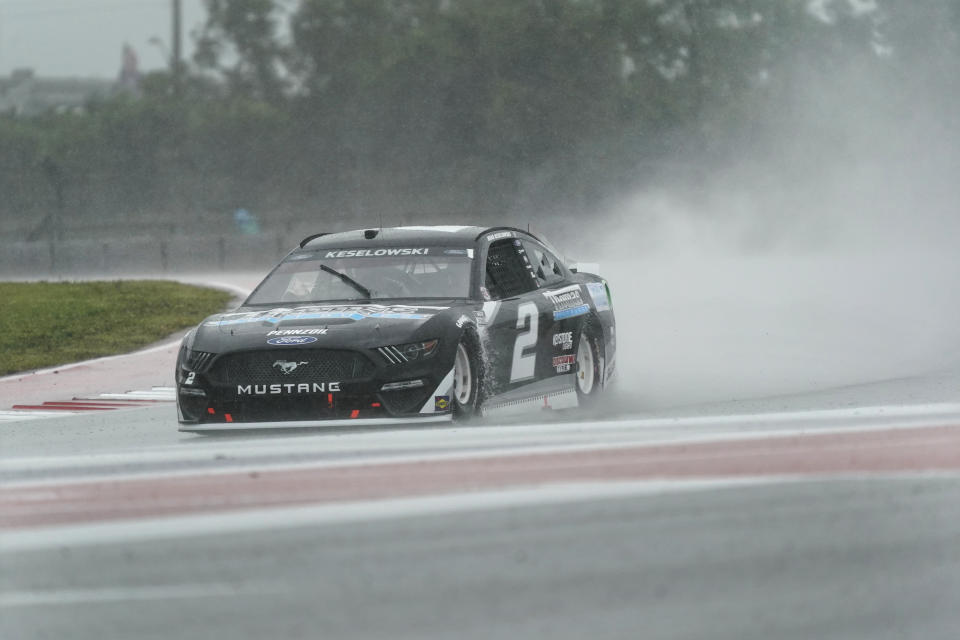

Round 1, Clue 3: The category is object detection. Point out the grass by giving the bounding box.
[0,280,234,376]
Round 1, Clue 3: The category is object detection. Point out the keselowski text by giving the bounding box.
[324,248,429,258]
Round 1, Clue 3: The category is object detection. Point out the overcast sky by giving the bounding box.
[0,0,207,78]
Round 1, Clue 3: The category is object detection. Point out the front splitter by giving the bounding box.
[179,414,453,432]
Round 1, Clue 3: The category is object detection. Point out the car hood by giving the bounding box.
[193,302,465,352]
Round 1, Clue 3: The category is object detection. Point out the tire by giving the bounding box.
[452,331,483,419]
[575,323,603,406]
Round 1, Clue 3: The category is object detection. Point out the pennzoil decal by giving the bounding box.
[267,328,328,336]
[435,395,450,411]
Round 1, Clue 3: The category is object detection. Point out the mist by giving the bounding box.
[560,36,960,411]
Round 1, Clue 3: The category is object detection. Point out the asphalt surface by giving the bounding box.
[4,477,959,640]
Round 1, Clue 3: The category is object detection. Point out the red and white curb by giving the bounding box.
[0,387,175,422]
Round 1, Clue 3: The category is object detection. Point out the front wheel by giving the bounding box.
[453,333,483,419]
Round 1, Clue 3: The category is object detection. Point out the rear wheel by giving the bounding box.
[575,326,603,405]
[453,333,482,419]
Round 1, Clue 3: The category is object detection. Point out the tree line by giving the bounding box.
[1,0,956,239]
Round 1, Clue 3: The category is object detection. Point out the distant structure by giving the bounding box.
[0,44,143,117]
[0,69,113,117]
[117,43,142,94]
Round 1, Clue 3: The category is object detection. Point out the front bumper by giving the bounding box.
[176,346,456,425]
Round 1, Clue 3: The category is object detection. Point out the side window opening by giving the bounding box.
[485,239,536,299]
[522,240,565,288]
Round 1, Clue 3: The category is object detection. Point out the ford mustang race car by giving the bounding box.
[176,225,616,430]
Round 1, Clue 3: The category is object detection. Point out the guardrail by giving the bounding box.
[0,233,297,278]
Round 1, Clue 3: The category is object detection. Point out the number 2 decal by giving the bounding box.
[510,302,539,382]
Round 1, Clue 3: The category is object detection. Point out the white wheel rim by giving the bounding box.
[454,343,472,405]
[576,335,595,395]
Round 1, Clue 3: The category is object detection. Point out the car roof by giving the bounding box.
[299,225,538,249]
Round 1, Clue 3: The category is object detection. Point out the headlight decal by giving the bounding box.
[377,339,439,364]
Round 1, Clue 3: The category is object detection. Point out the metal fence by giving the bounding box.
[0,233,300,279]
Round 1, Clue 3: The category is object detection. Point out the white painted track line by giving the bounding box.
[1,389,175,424]
[0,411,83,422]
[3,402,959,482]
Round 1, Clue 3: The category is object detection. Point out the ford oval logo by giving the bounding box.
[267,336,318,346]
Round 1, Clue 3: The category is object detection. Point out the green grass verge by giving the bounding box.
[0,280,234,376]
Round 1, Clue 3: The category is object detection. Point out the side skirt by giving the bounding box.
[480,376,579,419]
[179,415,452,432]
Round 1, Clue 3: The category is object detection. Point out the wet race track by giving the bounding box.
[3,258,960,640]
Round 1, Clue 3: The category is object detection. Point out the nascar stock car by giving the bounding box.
[176,225,616,430]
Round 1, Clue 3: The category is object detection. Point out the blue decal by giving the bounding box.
[553,304,590,321]
[267,336,318,346]
[220,309,432,326]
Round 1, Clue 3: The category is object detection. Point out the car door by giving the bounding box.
[519,238,585,380]
[479,237,556,396]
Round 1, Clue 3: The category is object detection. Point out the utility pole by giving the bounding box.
[172,0,182,96]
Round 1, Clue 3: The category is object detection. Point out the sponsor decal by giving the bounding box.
[552,354,576,373]
[552,331,573,350]
[435,395,450,411]
[554,305,590,320]
[237,382,341,395]
[273,360,308,375]
[443,249,468,256]
[324,248,429,258]
[267,335,317,346]
[216,304,441,326]
[266,328,328,336]
[486,230,515,241]
[543,285,590,321]
[586,281,611,311]
[455,314,471,328]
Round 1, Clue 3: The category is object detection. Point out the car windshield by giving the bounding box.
[246,247,473,304]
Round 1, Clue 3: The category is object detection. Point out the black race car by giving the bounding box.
[176,225,616,431]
